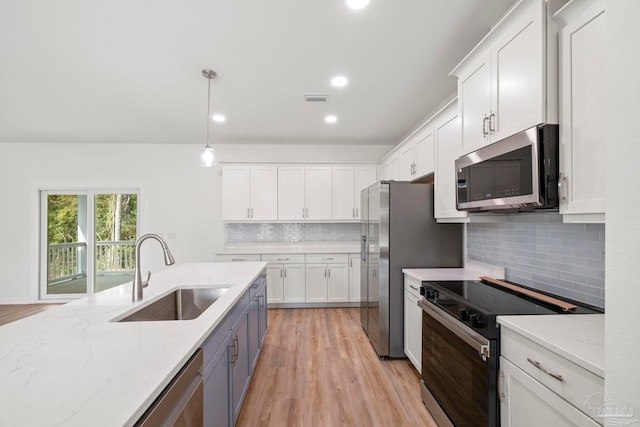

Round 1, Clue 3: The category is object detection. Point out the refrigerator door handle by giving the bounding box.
[361,235,367,262]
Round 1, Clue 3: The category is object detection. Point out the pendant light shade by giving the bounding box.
[201,69,217,168]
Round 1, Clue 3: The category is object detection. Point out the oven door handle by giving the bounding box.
[419,299,491,360]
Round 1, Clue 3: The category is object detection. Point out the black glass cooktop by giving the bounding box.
[420,279,602,339]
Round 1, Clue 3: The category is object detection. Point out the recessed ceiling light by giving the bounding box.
[325,115,338,124]
[346,0,370,10]
[331,76,348,88]
[212,114,226,123]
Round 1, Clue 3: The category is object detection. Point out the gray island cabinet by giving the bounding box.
[199,274,267,426]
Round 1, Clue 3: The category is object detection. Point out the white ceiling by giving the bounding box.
[0,0,515,146]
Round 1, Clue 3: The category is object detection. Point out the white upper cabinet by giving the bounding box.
[396,126,436,181]
[414,129,435,178]
[451,0,559,155]
[555,0,606,223]
[278,166,306,220]
[434,100,468,222]
[222,165,277,221]
[332,167,356,220]
[333,166,377,220]
[304,167,332,220]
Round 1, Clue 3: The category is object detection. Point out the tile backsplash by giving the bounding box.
[466,213,605,308]
[227,223,361,243]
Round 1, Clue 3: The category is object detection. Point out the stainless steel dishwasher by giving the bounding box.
[136,349,204,427]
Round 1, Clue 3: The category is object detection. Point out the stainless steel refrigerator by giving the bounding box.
[360,181,463,358]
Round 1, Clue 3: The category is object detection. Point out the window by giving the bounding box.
[40,190,139,299]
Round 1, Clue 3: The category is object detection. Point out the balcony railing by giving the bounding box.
[48,241,135,283]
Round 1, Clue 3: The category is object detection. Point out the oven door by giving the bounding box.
[419,300,497,427]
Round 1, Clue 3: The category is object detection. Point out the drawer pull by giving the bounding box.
[409,285,419,291]
[323,257,334,261]
[527,358,564,382]
[277,258,290,261]
[231,258,245,262]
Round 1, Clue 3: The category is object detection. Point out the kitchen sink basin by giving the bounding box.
[117,286,230,322]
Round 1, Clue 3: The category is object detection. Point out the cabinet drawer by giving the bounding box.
[305,254,348,264]
[404,275,422,298]
[501,327,603,416]
[260,254,305,263]
[216,254,261,262]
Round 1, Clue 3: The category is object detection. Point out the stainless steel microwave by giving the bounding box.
[455,124,559,212]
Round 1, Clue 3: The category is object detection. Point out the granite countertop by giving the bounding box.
[497,314,605,378]
[0,262,267,427]
[402,260,506,281]
[220,242,361,254]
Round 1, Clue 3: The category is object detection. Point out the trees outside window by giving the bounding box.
[41,190,139,299]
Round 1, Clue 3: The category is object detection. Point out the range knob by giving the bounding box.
[470,313,485,328]
[425,289,439,300]
[460,308,470,321]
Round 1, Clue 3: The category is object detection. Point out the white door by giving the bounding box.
[278,167,305,220]
[500,358,600,427]
[398,143,415,181]
[414,129,435,177]
[492,0,545,142]
[327,263,349,302]
[354,167,376,220]
[265,264,284,304]
[283,264,306,303]
[332,167,356,220]
[559,2,606,217]
[459,52,492,153]
[305,264,328,302]
[434,104,468,220]
[250,166,278,220]
[305,167,332,220]
[222,166,250,220]
[348,255,362,302]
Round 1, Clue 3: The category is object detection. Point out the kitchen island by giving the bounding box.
[0,262,267,427]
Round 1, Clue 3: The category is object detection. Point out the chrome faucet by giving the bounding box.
[132,233,176,302]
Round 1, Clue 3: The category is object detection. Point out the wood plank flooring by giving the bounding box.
[0,304,62,327]
[237,308,437,427]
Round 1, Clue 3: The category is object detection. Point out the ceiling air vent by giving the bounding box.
[303,93,330,102]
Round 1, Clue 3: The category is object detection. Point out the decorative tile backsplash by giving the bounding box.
[227,223,361,243]
[466,213,605,308]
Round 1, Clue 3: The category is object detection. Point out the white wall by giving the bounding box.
[605,0,640,417]
[0,142,390,303]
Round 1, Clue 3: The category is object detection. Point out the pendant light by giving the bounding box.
[200,69,217,167]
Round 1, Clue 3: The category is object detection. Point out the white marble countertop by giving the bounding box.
[497,314,604,378]
[402,260,505,281]
[219,242,360,254]
[0,262,267,427]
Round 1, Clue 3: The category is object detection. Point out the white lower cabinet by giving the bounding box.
[348,255,363,302]
[499,327,603,427]
[216,254,261,262]
[500,358,599,427]
[403,275,422,373]
[305,254,349,303]
[261,254,306,303]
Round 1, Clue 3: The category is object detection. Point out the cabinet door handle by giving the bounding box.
[558,173,568,203]
[284,268,287,278]
[324,268,327,277]
[489,112,496,133]
[527,358,564,382]
[280,268,282,278]
[247,208,250,218]
[482,115,489,138]
[498,370,505,402]
[350,259,352,268]
[355,208,358,217]
[328,268,331,278]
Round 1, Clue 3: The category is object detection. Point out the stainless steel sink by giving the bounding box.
[117,286,230,322]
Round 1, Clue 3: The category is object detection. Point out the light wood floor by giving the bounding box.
[237,308,437,427]
[0,304,62,326]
